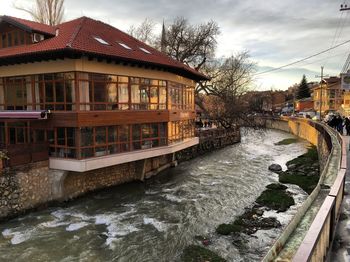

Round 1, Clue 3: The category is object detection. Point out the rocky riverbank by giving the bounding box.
[180,140,320,261]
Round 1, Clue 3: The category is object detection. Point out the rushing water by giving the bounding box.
[0,129,310,262]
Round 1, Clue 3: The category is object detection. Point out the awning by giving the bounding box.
[0,110,50,119]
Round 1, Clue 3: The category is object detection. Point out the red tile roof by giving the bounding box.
[1,16,55,35]
[0,16,208,81]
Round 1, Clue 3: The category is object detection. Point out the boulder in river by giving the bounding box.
[268,164,282,172]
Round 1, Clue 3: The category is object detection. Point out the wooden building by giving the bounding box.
[0,16,207,171]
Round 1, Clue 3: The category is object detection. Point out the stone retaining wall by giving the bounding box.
[176,128,241,162]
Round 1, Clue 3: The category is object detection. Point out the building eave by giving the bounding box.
[0,48,209,82]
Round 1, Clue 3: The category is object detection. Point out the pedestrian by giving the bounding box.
[345,117,350,136]
[336,115,344,134]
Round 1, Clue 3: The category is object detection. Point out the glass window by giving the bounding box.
[67,128,75,147]
[151,123,159,137]
[132,124,141,141]
[33,130,45,143]
[7,32,12,47]
[142,124,150,139]
[81,148,94,158]
[131,84,140,105]
[13,31,18,46]
[94,82,106,102]
[57,128,65,145]
[45,82,54,103]
[1,34,6,48]
[47,130,55,145]
[159,86,166,109]
[140,86,149,104]
[81,127,93,146]
[19,31,25,45]
[55,81,65,105]
[95,127,106,145]
[118,83,129,110]
[150,86,158,109]
[107,83,117,103]
[118,76,129,82]
[160,123,166,137]
[108,144,119,154]
[119,125,129,142]
[108,126,118,143]
[94,36,110,45]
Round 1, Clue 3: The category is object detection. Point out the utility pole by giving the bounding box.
[315,66,326,120]
[320,66,324,120]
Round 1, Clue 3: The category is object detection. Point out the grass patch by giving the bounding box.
[256,186,295,212]
[266,183,287,190]
[275,138,298,145]
[181,245,226,262]
[286,146,318,166]
[280,145,319,194]
[279,173,319,194]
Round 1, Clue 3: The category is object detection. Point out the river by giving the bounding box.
[0,129,310,262]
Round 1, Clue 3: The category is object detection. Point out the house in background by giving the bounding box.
[295,97,313,112]
[0,15,207,172]
[312,76,342,115]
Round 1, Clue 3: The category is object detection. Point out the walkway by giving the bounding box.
[331,136,350,261]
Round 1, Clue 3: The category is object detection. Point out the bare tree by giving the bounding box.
[14,0,65,26]
[164,17,220,70]
[128,18,156,46]
[128,17,219,71]
[196,52,258,128]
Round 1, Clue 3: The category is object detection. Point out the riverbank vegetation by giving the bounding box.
[275,138,298,145]
[256,183,295,212]
[278,145,319,194]
[216,183,290,236]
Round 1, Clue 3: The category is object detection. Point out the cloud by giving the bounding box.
[2,0,349,90]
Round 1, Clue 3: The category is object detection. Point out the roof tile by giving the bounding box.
[0,16,207,80]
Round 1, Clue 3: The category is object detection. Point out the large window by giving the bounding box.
[168,120,195,144]
[4,77,30,110]
[168,82,194,110]
[48,127,76,158]
[35,73,75,110]
[48,123,168,159]
[78,73,130,110]
[8,122,30,144]
[1,72,194,112]
[0,30,28,48]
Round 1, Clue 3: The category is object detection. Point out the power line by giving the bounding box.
[254,38,350,76]
[324,10,348,67]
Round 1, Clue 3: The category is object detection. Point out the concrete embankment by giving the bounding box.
[263,117,342,261]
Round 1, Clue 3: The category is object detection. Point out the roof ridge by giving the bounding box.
[66,17,87,48]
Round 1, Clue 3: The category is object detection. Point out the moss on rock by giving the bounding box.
[275,138,298,145]
[279,146,319,194]
[181,245,226,262]
[256,187,295,212]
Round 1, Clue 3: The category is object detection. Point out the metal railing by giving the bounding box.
[292,129,347,261]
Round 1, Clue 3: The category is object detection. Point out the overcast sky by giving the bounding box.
[3,0,350,90]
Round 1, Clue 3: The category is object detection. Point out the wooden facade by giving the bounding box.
[0,71,197,166]
[0,16,204,169]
